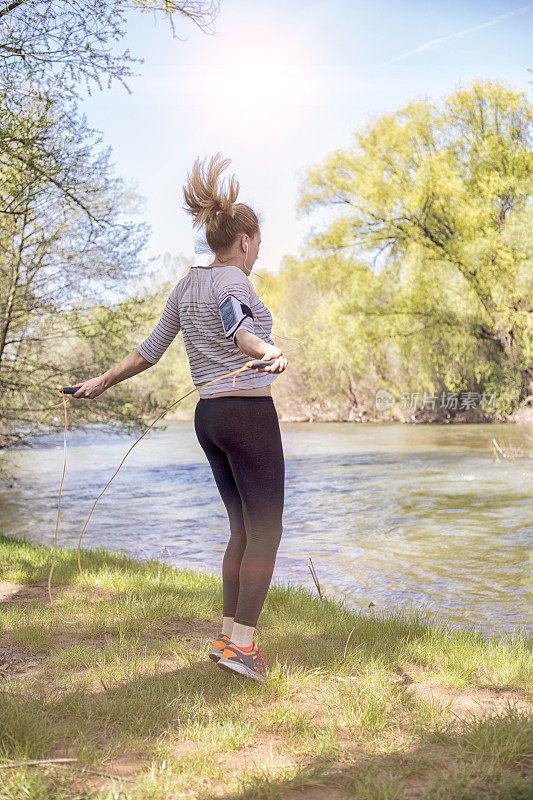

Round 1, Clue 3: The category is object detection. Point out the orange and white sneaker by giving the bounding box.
[209,633,231,662]
[216,640,269,682]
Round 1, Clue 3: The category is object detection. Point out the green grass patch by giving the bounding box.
[0,533,531,799]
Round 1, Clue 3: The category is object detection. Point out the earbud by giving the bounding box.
[243,240,250,274]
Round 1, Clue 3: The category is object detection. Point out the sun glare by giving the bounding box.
[188,31,310,115]
[219,59,299,106]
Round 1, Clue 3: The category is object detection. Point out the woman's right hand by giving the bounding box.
[259,345,287,374]
[71,375,107,399]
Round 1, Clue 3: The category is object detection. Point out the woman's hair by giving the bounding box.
[182,152,260,254]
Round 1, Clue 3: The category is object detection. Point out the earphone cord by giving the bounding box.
[243,241,305,355]
[252,270,306,354]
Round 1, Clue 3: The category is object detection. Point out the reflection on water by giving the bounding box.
[1,419,532,639]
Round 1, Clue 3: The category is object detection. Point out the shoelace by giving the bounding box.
[230,643,267,675]
[228,641,267,668]
[251,645,268,670]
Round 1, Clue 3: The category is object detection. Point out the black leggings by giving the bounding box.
[194,396,285,628]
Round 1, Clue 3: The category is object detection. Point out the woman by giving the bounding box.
[71,152,287,682]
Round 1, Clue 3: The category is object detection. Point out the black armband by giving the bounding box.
[218,294,254,339]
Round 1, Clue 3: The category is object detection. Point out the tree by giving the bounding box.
[0,1,222,448]
[0,89,152,445]
[296,79,533,413]
[0,1,220,223]
[0,1,220,100]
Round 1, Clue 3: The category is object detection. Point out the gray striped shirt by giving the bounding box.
[136,265,278,397]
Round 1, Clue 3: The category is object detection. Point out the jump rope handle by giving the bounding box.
[60,387,79,395]
[247,359,276,369]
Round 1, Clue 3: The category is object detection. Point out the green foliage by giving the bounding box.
[290,79,533,417]
[0,90,152,447]
[0,0,220,451]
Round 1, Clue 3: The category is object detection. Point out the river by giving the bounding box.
[1,420,531,639]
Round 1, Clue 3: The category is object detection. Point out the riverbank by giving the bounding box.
[160,396,533,426]
[278,400,533,426]
[0,534,531,799]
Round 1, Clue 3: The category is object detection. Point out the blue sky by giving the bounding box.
[77,0,533,283]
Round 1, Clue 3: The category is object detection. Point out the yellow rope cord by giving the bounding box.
[47,361,259,618]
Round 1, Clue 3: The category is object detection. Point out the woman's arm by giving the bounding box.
[71,348,153,398]
[102,348,153,389]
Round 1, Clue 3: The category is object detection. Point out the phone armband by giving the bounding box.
[218,294,254,339]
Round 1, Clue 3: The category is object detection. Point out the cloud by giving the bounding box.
[383,4,533,66]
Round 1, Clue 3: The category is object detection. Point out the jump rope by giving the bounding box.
[47,266,305,622]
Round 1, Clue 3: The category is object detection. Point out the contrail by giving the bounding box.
[384,4,533,66]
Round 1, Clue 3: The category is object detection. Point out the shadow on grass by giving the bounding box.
[207,708,533,800]
[1,534,532,799]
[1,659,531,800]
[2,533,532,685]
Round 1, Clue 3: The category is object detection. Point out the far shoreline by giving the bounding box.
[161,402,533,426]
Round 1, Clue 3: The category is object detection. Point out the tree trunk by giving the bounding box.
[0,211,26,368]
[521,367,533,401]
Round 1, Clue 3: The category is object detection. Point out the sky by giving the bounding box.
[77,0,533,284]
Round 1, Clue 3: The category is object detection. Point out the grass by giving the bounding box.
[0,532,531,800]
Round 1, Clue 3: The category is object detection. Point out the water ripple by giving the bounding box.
[1,420,531,638]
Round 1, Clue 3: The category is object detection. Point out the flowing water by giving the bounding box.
[1,419,531,639]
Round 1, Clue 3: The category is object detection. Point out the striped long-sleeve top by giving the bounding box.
[136,264,278,397]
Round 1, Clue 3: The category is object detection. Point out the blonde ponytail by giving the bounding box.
[182,152,260,255]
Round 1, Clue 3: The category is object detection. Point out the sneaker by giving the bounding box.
[209,633,231,662]
[216,640,269,682]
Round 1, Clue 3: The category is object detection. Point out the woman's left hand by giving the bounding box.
[259,346,288,374]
